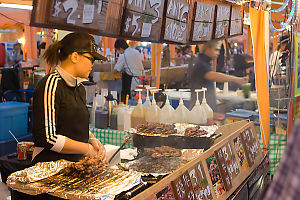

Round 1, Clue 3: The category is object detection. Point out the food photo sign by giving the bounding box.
[214,4,231,39]
[230,5,243,36]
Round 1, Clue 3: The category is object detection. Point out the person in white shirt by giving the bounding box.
[113,39,144,102]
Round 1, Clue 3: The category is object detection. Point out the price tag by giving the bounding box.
[141,23,152,37]
[214,148,232,191]
[188,163,213,200]
[171,177,188,200]
[206,154,226,198]
[233,136,249,172]
[82,4,95,24]
[240,128,260,167]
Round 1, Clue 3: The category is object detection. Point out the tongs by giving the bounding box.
[109,135,132,164]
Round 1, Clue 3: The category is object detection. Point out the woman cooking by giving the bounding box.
[32,32,107,163]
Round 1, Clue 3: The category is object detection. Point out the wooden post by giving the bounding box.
[151,43,162,88]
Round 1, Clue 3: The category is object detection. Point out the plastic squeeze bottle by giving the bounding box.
[131,89,146,128]
[200,88,214,125]
[145,89,161,123]
[188,89,207,125]
[117,102,125,131]
[174,89,190,123]
[143,86,154,108]
[160,89,176,124]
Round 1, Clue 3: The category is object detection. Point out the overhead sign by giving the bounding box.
[163,0,189,44]
[121,0,165,42]
[214,4,231,39]
[230,5,244,36]
[191,2,215,42]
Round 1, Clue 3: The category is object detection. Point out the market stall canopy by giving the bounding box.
[0,0,32,6]
[0,6,37,64]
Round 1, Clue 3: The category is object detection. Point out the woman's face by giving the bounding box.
[75,53,94,78]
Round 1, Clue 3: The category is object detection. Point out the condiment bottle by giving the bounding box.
[188,89,207,125]
[124,106,134,131]
[200,88,214,125]
[110,105,119,130]
[143,86,153,108]
[117,102,125,131]
[174,89,190,123]
[95,105,108,129]
[160,89,176,124]
[131,89,146,128]
[145,89,161,123]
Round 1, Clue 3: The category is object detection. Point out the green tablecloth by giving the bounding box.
[89,127,132,148]
[257,132,286,175]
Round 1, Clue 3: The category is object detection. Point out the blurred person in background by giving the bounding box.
[189,41,248,111]
[113,39,144,102]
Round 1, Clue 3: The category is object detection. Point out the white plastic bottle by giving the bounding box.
[160,89,176,124]
[124,106,134,131]
[131,89,146,128]
[174,89,190,123]
[188,89,207,125]
[145,89,161,123]
[201,88,214,125]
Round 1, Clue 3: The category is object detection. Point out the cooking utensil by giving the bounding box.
[109,135,131,164]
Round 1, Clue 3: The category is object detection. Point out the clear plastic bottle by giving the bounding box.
[117,102,125,131]
[131,89,146,128]
[200,88,214,125]
[145,89,161,123]
[188,89,207,125]
[160,89,176,124]
[174,89,190,123]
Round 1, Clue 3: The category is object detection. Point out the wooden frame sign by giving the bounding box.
[132,121,264,200]
[214,4,231,39]
[191,2,215,42]
[163,0,189,44]
[121,0,166,42]
[31,0,123,36]
[230,5,243,36]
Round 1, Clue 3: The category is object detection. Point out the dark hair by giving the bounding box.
[114,39,129,50]
[43,41,65,67]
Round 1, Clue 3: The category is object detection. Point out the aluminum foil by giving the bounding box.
[7,161,142,199]
[7,160,71,183]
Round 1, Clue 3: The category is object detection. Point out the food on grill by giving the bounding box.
[145,146,182,158]
[123,156,188,174]
[7,160,141,199]
[184,126,208,137]
[62,155,106,178]
[136,123,177,136]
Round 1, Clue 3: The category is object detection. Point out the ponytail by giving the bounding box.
[43,41,63,67]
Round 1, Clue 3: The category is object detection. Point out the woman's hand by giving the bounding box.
[89,138,107,164]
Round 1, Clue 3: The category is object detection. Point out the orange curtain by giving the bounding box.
[151,43,162,87]
[169,44,175,64]
[250,8,270,154]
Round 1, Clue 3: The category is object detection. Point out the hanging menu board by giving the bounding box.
[45,0,122,35]
[214,4,231,39]
[230,5,243,36]
[121,0,165,42]
[240,128,261,167]
[163,0,189,44]
[132,121,264,200]
[191,2,215,42]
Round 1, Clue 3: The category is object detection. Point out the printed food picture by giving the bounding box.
[156,185,176,200]
[233,136,249,172]
[206,154,225,198]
